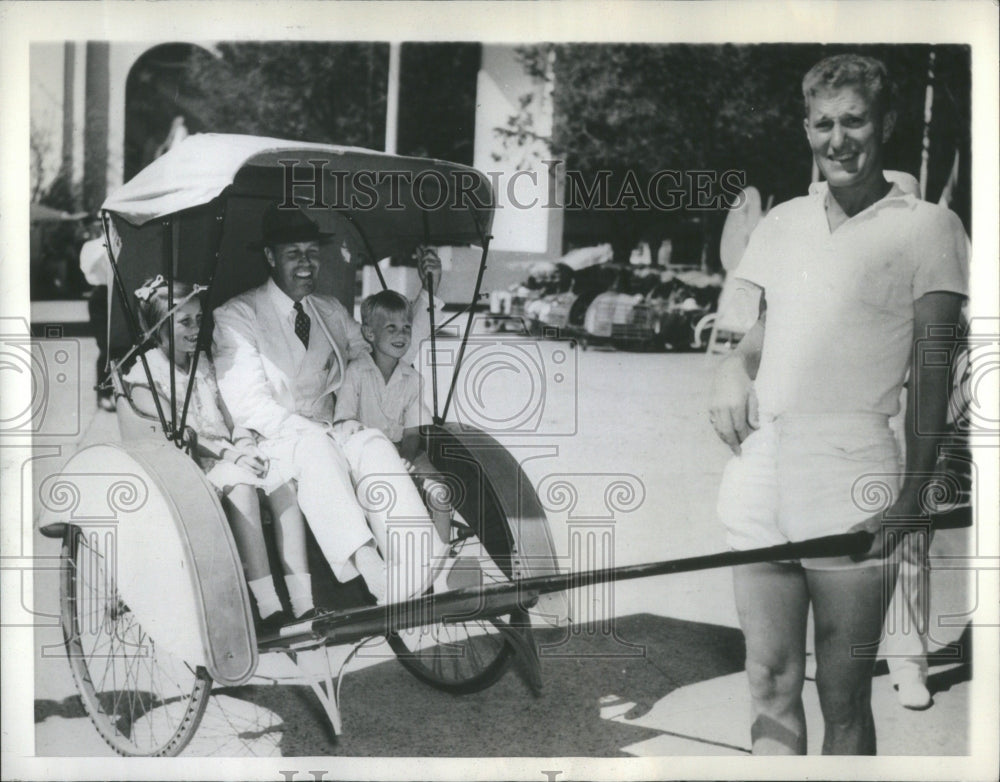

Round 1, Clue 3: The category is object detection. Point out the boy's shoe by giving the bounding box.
[895,680,933,710]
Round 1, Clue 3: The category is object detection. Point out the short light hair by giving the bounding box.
[135,278,200,343]
[360,289,412,328]
[802,54,896,118]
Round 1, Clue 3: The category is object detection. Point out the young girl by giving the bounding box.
[125,276,317,630]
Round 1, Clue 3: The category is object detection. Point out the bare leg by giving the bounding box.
[221,484,271,580]
[807,562,899,755]
[266,482,309,575]
[733,561,810,755]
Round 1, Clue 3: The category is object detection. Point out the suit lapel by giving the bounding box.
[305,297,347,394]
[254,285,299,385]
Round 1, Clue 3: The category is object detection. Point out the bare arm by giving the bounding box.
[853,291,964,559]
[709,288,766,453]
[898,292,965,510]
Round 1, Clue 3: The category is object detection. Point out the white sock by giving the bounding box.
[284,573,315,618]
[353,543,387,605]
[248,576,283,618]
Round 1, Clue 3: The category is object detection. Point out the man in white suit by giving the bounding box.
[213,204,440,605]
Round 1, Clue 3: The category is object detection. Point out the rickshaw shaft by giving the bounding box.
[261,530,874,648]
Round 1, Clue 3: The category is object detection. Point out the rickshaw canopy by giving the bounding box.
[101,133,495,351]
[102,134,494,254]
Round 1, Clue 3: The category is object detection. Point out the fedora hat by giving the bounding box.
[258,204,334,247]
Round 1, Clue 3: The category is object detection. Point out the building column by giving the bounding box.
[474,45,562,258]
[83,42,110,212]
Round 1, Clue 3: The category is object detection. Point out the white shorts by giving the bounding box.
[717,413,901,570]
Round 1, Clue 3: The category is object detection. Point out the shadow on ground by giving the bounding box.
[35,613,746,756]
[254,613,742,756]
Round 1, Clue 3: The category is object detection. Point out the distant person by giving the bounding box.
[709,54,967,754]
[154,116,189,158]
[880,169,934,710]
[79,218,115,411]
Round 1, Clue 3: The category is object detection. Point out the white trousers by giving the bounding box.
[263,428,443,599]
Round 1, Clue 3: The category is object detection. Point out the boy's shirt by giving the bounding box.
[335,352,432,443]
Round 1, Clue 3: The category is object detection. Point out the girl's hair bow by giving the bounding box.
[134,274,167,301]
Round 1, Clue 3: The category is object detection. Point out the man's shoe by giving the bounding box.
[895,680,933,710]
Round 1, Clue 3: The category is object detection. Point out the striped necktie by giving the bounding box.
[293,301,310,348]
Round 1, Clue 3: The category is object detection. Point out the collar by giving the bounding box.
[265,277,310,315]
[808,179,909,208]
[356,350,417,382]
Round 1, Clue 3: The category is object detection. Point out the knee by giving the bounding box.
[350,427,396,456]
[744,656,804,706]
[815,670,871,724]
[225,485,261,519]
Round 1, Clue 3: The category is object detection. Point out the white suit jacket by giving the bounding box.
[213,280,368,441]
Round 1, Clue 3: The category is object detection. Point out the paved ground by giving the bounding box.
[17,321,978,763]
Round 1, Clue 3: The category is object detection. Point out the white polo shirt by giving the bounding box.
[334,352,431,443]
[737,182,968,418]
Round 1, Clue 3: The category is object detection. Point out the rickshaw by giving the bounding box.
[38,134,875,757]
[38,134,568,756]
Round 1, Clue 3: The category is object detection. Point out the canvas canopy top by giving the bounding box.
[101,133,495,262]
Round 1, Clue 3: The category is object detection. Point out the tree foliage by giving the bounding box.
[168,42,480,165]
[512,43,970,265]
[180,42,391,149]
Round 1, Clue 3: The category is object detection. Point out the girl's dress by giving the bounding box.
[124,349,292,494]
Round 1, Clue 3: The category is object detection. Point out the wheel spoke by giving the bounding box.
[389,527,517,694]
[62,528,210,755]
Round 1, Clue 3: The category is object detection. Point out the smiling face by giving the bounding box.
[158,298,202,365]
[266,240,322,301]
[804,85,895,192]
[364,309,413,362]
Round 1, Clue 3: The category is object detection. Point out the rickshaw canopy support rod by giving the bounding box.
[102,212,173,439]
[440,236,492,424]
[426,268,440,422]
[178,204,228,445]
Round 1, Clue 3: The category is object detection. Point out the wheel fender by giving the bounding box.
[424,423,560,582]
[44,441,257,685]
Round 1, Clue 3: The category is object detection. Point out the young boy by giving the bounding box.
[335,290,452,539]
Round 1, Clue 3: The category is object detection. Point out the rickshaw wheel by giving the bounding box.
[60,525,211,756]
[386,517,518,694]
